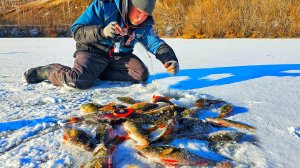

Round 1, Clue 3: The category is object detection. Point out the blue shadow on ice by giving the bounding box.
[0,116,57,132]
[148,64,300,90]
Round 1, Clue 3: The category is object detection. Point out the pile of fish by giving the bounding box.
[62,95,256,167]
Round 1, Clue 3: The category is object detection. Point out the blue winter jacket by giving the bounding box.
[70,0,165,55]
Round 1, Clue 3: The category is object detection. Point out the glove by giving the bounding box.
[164,60,179,75]
[101,22,122,39]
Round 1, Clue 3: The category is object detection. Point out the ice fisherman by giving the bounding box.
[24,0,179,89]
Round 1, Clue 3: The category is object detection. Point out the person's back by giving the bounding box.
[24,0,179,89]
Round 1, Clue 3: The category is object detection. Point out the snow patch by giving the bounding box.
[199,73,234,81]
[42,97,64,104]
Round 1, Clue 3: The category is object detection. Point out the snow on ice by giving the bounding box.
[0,38,300,167]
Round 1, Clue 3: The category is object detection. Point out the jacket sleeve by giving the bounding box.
[155,43,178,64]
[70,0,105,43]
[140,25,178,64]
[139,25,165,54]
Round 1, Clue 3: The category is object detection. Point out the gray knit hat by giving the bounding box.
[130,0,156,16]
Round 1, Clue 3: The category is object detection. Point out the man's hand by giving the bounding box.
[101,22,122,39]
[164,60,179,75]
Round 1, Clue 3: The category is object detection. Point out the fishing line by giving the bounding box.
[115,1,159,87]
[139,43,159,86]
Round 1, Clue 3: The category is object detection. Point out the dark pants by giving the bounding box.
[47,51,149,89]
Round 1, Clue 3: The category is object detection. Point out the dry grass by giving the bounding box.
[2,0,91,26]
[0,0,93,37]
[1,0,300,38]
[154,0,300,38]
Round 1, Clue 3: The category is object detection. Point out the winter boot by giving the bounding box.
[24,65,50,83]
